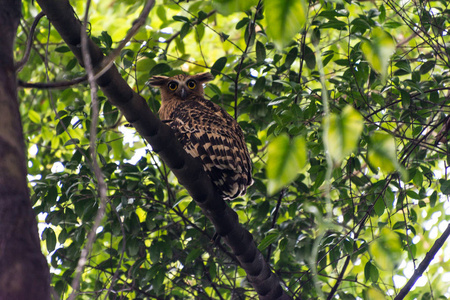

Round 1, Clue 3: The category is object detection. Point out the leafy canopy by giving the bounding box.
[16,0,450,299]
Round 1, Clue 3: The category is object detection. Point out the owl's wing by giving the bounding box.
[168,98,252,198]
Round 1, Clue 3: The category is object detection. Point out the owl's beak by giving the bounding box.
[179,87,187,100]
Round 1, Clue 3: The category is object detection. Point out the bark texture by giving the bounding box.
[0,1,51,299]
[35,0,291,298]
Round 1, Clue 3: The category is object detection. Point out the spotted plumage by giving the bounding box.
[149,72,253,200]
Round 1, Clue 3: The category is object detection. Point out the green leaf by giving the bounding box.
[136,57,156,72]
[368,132,401,175]
[43,227,57,252]
[284,47,298,67]
[66,58,77,71]
[379,4,386,23]
[195,23,205,43]
[430,190,437,207]
[236,17,250,29]
[58,228,68,244]
[258,229,279,251]
[29,110,41,124]
[211,57,227,76]
[185,248,202,265]
[361,27,395,81]
[265,0,307,49]
[440,180,450,195]
[252,77,265,95]
[304,45,316,69]
[420,60,435,74]
[212,0,258,15]
[56,116,72,135]
[197,11,208,22]
[149,63,172,76]
[364,261,379,283]
[323,105,363,163]
[55,46,70,53]
[256,41,266,63]
[267,134,306,195]
[369,228,402,271]
[101,31,112,49]
[126,237,140,257]
[320,19,347,30]
[373,197,385,216]
[172,15,190,23]
[179,23,191,41]
[103,101,119,127]
[366,288,386,300]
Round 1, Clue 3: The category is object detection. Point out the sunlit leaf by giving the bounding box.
[368,132,399,174]
[265,0,307,49]
[212,0,258,15]
[323,105,363,163]
[361,27,395,81]
[366,287,386,300]
[28,110,41,124]
[267,134,306,195]
[369,228,402,271]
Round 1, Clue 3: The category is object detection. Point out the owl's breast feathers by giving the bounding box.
[160,96,253,200]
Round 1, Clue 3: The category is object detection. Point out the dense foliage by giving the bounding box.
[15,0,450,299]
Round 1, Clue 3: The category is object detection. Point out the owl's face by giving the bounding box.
[149,72,214,101]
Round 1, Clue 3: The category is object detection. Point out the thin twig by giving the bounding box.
[163,9,217,52]
[15,11,46,72]
[233,0,262,119]
[200,259,225,300]
[18,76,87,89]
[266,189,285,262]
[103,203,127,300]
[68,1,108,298]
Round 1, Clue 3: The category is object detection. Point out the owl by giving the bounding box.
[149,72,253,200]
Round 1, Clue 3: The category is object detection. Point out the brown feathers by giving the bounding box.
[149,72,253,200]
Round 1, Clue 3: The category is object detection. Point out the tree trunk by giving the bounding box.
[0,1,51,299]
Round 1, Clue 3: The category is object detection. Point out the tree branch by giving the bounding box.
[15,11,46,72]
[67,0,108,298]
[394,222,450,300]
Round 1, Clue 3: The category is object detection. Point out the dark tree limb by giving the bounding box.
[394,222,450,300]
[0,1,51,299]
[34,0,291,298]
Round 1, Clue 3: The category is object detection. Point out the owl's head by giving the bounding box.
[149,72,214,101]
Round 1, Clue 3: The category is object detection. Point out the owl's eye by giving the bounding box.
[187,80,196,89]
[168,81,178,91]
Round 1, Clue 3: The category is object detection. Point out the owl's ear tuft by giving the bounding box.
[194,72,214,83]
[149,76,169,86]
